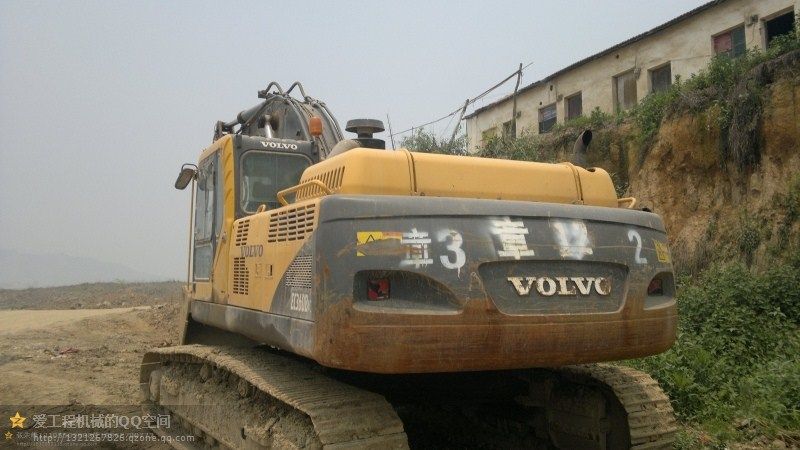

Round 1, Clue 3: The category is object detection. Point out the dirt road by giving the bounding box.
[0,307,151,335]
[0,285,180,448]
[0,283,181,408]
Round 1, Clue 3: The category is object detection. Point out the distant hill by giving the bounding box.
[0,248,167,289]
[0,280,182,309]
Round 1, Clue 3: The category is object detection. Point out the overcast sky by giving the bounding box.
[0,0,706,280]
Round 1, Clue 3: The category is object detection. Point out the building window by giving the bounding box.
[614,70,637,112]
[566,93,582,120]
[502,120,514,137]
[538,104,556,133]
[765,10,795,47]
[650,64,672,93]
[481,127,497,144]
[714,25,746,57]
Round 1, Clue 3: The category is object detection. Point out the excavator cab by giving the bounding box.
[212,81,343,156]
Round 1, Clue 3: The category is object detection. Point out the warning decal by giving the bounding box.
[653,240,671,263]
[356,231,403,256]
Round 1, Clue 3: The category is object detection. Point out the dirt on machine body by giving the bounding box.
[141,82,678,449]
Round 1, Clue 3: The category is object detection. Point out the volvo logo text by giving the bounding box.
[240,245,264,258]
[260,141,298,150]
[507,276,611,296]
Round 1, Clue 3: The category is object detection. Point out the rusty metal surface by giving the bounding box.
[190,300,315,358]
[314,309,675,373]
[305,195,676,373]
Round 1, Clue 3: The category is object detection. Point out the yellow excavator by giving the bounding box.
[141,82,678,449]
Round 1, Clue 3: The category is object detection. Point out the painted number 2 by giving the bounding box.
[437,230,466,270]
[628,230,648,264]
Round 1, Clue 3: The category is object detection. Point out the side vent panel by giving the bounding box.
[232,257,249,295]
[233,220,251,295]
[297,166,345,200]
[284,255,313,289]
[268,203,316,243]
[234,219,250,246]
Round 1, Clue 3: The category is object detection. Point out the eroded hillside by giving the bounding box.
[633,74,800,271]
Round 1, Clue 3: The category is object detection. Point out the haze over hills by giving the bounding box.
[0,248,169,289]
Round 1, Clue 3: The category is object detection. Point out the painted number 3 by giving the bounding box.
[628,230,648,264]
[437,230,466,270]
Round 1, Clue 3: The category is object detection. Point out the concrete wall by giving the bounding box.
[466,0,798,152]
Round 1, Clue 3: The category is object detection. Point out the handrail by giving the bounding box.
[257,81,285,98]
[617,197,637,209]
[285,81,310,101]
[276,179,332,206]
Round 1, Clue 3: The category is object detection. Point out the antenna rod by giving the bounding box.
[386,114,397,149]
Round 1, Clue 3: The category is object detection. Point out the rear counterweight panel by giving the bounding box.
[310,195,676,373]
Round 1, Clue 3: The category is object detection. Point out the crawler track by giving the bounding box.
[140,345,407,449]
[534,364,678,449]
[141,345,675,449]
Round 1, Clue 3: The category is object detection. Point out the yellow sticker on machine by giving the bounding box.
[654,240,671,263]
[356,231,403,257]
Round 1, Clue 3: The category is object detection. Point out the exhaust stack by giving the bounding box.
[571,129,593,167]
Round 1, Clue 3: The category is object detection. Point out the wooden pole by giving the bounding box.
[449,99,471,149]
[511,62,523,138]
[386,114,396,150]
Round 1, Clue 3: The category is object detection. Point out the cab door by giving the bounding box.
[193,153,221,300]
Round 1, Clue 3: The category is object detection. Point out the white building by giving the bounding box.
[465,0,797,152]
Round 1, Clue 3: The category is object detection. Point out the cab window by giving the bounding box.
[239,151,311,212]
[194,155,219,280]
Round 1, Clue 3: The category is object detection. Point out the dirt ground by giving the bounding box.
[0,282,182,448]
[0,281,180,311]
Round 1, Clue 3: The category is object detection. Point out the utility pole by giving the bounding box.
[386,114,396,149]
[449,99,470,153]
[511,62,523,138]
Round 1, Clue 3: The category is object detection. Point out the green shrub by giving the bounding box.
[632,82,681,155]
[400,129,468,155]
[476,130,559,163]
[476,108,616,164]
[550,107,615,134]
[628,259,800,443]
[736,212,762,265]
[775,175,800,249]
